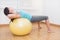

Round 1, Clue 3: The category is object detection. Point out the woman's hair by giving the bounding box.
[4,7,10,15]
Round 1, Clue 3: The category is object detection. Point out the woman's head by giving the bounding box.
[4,7,14,15]
[4,7,20,20]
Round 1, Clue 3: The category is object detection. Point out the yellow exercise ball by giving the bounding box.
[9,18,32,35]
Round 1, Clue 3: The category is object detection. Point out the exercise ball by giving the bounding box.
[9,18,32,35]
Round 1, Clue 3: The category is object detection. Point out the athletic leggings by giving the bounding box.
[11,16,48,22]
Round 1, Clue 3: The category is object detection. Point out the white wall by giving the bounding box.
[0,0,60,25]
[0,0,17,9]
[0,0,17,24]
[0,8,10,24]
[43,0,60,25]
[17,0,43,15]
[0,0,43,24]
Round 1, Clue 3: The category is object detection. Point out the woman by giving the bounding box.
[4,7,51,32]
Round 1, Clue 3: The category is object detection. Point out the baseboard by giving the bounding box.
[0,24,9,26]
[0,22,60,27]
[41,22,60,27]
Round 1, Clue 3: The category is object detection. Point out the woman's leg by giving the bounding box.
[31,16,51,32]
[31,16,42,29]
[45,19,51,32]
[37,22,41,29]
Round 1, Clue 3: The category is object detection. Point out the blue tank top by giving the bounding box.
[18,10,32,20]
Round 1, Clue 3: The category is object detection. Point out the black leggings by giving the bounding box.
[31,16,48,22]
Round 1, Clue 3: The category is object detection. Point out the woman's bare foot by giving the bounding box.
[48,29,51,33]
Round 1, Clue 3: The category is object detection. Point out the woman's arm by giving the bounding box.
[7,13,20,19]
